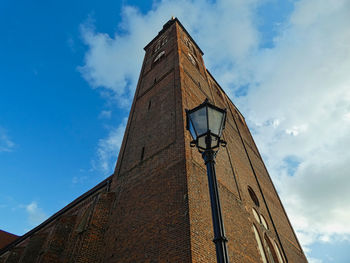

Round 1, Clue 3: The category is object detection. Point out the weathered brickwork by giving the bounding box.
[0,178,114,263]
[0,18,307,262]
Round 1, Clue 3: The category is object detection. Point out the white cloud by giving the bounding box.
[79,0,261,106]
[237,0,350,251]
[25,201,47,226]
[79,0,350,259]
[95,118,127,173]
[285,124,308,136]
[98,110,112,119]
[308,258,323,263]
[0,127,15,152]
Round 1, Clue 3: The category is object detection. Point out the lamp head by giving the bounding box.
[186,99,227,151]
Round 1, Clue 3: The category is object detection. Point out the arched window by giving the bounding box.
[248,186,260,207]
[161,36,168,46]
[252,208,261,223]
[273,240,285,263]
[154,42,161,53]
[187,53,199,70]
[184,36,197,57]
[260,214,269,230]
[252,224,268,263]
[264,234,281,263]
[76,204,93,233]
[183,36,189,45]
[153,36,168,54]
[153,51,165,65]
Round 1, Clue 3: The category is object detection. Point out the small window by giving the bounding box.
[161,36,168,46]
[253,224,268,263]
[183,36,189,45]
[184,36,197,57]
[187,53,199,70]
[76,204,93,233]
[191,44,197,58]
[148,100,152,110]
[154,51,165,63]
[154,36,168,53]
[248,186,260,207]
[141,147,145,160]
[154,42,161,53]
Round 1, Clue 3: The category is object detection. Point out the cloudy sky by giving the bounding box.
[1,0,350,262]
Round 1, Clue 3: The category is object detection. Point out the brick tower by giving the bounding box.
[103,17,307,262]
[0,18,308,263]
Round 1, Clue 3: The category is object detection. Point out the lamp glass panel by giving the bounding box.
[189,106,207,136]
[197,135,207,149]
[208,107,224,136]
[197,134,219,149]
[188,119,196,140]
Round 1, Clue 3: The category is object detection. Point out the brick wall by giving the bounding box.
[0,179,114,263]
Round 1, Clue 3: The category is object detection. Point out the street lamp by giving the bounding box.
[186,99,230,263]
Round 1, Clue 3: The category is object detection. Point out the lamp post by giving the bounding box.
[186,99,230,263]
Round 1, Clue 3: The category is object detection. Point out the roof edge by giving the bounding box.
[0,175,113,255]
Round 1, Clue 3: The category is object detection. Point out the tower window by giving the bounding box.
[248,186,260,207]
[161,36,168,46]
[183,36,197,57]
[141,147,145,160]
[187,53,199,70]
[183,36,189,45]
[148,100,152,110]
[153,36,168,53]
[153,51,165,64]
[154,43,160,53]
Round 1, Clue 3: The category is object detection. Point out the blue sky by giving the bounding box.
[1,1,350,262]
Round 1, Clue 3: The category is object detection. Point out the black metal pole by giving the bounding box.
[202,148,230,263]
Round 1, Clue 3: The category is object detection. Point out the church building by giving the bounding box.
[0,18,308,263]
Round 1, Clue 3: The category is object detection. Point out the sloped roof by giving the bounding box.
[0,230,19,249]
